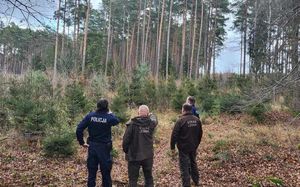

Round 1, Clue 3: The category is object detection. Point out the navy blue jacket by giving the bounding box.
[191,105,200,118]
[76,111,120,145]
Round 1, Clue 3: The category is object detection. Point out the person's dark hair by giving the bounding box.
[182,103,193,112]
[187,96,196,105]
[97,98,109,113]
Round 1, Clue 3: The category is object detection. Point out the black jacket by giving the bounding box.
[122,114,158,161]
[170,112,202,153]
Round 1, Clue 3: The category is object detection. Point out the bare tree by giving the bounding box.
[195,0,204,79]
[105,0,112,76]
[166,0,174,80]
[189,0,198,79]
[53,0,61,90]
[179,0,187,79]
[156,0,166,85]
[82,0,91,76]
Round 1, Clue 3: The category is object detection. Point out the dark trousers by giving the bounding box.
[127,158,154,187]
[87,142,113,187]
[179,150,199,187]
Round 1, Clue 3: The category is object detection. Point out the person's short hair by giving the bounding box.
[182,103,193,112]
[187,96,196,105]
[138,105,149,117]
[97,98,109,112]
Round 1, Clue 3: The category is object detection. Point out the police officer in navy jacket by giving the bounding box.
[76,98,120,187]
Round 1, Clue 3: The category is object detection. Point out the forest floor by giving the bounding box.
[0,110,300,187]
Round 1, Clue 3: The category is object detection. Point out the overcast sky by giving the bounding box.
[0,0,240,73]
[215,13,240,73]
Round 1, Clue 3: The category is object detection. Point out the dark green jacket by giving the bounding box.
[122,114,157,161]
[171,112,202,153]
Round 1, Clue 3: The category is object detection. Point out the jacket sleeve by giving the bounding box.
[108,113,120,126]
[170,120,181,150]
[149,113,158,128]
[122,121,133,153]
[76,114,90,145]
[192,107,200,118]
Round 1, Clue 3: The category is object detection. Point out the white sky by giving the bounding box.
[216,13,241,73]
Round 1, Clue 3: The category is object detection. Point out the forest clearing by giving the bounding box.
[1,110,300,186]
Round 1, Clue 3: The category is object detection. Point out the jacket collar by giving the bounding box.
[182,112,193,116]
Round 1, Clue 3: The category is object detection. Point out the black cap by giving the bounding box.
[97,98,109,112]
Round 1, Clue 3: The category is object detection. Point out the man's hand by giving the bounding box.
[82,143,89,148]
[171,149,176,155]
[169,149,177,159]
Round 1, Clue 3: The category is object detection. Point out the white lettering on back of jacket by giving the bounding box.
[187,120,197,127]
[139,127,150,133]
[91,117,107,123]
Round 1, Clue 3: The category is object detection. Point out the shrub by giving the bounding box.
[196,76,218,94]
[43,131,75,157]
[156,78,177,110]
[212,139,228,153]
[89,73,109,99]
[7,71,56,133]
[142,79,157,107]
[183,80,197,96]
[247,103,268,122]
[171,87,186,111]
[219,93,244,114]
[65,82,87,122]
[111,94,129,123]
[200,94,220,115]
[129,64,150,105]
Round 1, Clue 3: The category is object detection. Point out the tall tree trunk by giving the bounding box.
[166,0,173,80]
[243,0,248,76]
[195,0,204,79]
[3,46,7,75]
[53,0,61,90]
[187,2,194,77]
[179,0,187,79]
[156,0,165,85]
[61,0,66,57]
[240,31,243,75]
[129,24,136,73]
[135,0,142,66]
[73,0,77,70]
[143,0,152,65]
[212,3,218,78]
[189,0,198,79]
[105,1,112,76]
[267,0,272,74]
[206,6,212,76]
[81,0,90,76]
[141,0,148,64]
[203,6,210,77]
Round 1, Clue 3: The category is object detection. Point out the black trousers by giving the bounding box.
[179,150,199,187]
[87,142,113,187]
[127,158,154,187]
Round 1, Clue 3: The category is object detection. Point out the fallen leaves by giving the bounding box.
[0,113,299,186]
